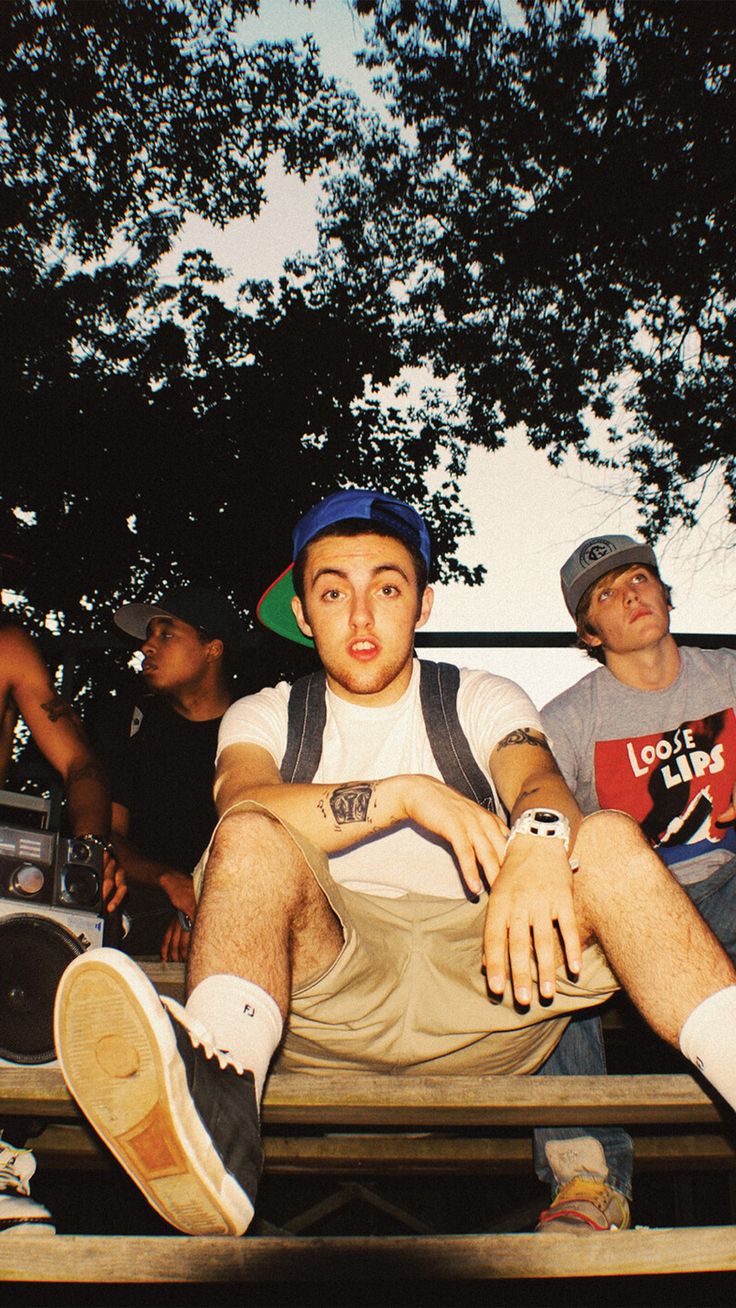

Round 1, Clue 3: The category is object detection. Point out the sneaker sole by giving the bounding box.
[0,1221,56,1237]
[54,949,254,1236]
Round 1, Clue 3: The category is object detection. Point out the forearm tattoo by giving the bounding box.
[326,783,374,826]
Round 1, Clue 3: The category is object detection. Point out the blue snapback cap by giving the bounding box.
[257,488,432,646]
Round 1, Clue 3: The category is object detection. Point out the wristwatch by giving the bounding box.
[506,809,571,854]
[75,833,116,859]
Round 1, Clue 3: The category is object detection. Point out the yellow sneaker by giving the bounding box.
[536,1175,631,1234]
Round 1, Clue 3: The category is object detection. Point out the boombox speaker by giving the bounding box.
[0,794,105,1064]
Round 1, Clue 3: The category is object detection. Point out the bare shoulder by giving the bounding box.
[0,624,49,681]
[0,622,35,650]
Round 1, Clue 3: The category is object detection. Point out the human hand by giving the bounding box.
[159,870,197,920]
[161,910,194,963]
[102,850,127,913]
[482,834,581,1006]
[393,774,508,897]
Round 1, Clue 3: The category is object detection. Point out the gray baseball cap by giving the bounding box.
[561,535,658,619]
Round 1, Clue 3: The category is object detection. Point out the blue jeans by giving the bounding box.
[684,855,736,965]
[533,1012,634,1199]
[533,855,736,1200]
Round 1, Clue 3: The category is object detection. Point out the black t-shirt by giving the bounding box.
[103,694,222,874]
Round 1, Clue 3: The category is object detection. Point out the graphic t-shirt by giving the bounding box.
[541,647,736,884]
[217,659,542,900]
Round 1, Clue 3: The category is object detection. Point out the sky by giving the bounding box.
[162,0,736,708]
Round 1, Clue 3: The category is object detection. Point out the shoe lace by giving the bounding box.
[538,1176,629,1231]
[161,996,247,1077]
[0,1149,32,1197]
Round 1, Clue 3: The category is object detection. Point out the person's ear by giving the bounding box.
[415,586,434,630]
[292,596,313,640]
[206,638,224,663]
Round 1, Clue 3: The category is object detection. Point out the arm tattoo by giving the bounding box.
[497,728,553,754]
[516,784,556,809]
[41,696,88,741]
[328,783,374,826]
[41,695,74,724]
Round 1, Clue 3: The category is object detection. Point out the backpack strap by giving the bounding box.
[419,661,497,813]
[281,671,327,783]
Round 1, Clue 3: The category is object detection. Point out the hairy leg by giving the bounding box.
[187,810,343,1016]
[573,810,736,1045]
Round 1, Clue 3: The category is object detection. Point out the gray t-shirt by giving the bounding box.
[541,646,736,885]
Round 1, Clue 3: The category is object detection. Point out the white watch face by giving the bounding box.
[512,809,570,849]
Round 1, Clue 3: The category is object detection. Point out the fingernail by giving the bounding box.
[517,988,530,1005]
[540,981,554,998]
[488,974,504,993]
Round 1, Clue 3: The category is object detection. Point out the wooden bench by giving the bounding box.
[1,963,735,1284]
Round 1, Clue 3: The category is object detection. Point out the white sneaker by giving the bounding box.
[0,1142,55,1235]
[54,948,261,1235]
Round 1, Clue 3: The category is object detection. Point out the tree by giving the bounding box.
[1,0,476,658]
[308,0,736,538]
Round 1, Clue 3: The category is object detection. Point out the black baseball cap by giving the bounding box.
[114,586,242,643]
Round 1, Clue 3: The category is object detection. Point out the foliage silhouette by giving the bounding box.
[1,0,475,672]
[319,0,736,538]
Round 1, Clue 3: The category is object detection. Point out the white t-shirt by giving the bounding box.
[217,659,542,900]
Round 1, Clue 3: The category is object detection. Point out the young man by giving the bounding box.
[542,533,736,958]
[54,492,736,1240]
[0,622,123,907]
[99,586,242,961]
[0,566,123,1235]
[535,533,736,1216]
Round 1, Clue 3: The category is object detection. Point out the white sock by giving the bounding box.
[679,985,736,1111]
[186,975,283,1103]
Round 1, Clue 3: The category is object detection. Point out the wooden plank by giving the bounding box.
[140,959,185,1003]
[260,1072,724,1127]
[634,1133,736,1171]
[25,1123,736,1175]
[262,1132,736,1173]
[0,1065,71,1115]
[0,1227,735,1282]
[0,1067,725,1126]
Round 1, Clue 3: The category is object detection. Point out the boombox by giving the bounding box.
[0,790,106,1064]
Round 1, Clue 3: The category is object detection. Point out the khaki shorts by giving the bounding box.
[195,801,618,1077]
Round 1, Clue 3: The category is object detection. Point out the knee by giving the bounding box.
[217,803,286,841]
[209,807,296,874]
[574,809,648,871]
[200,808,312,917]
